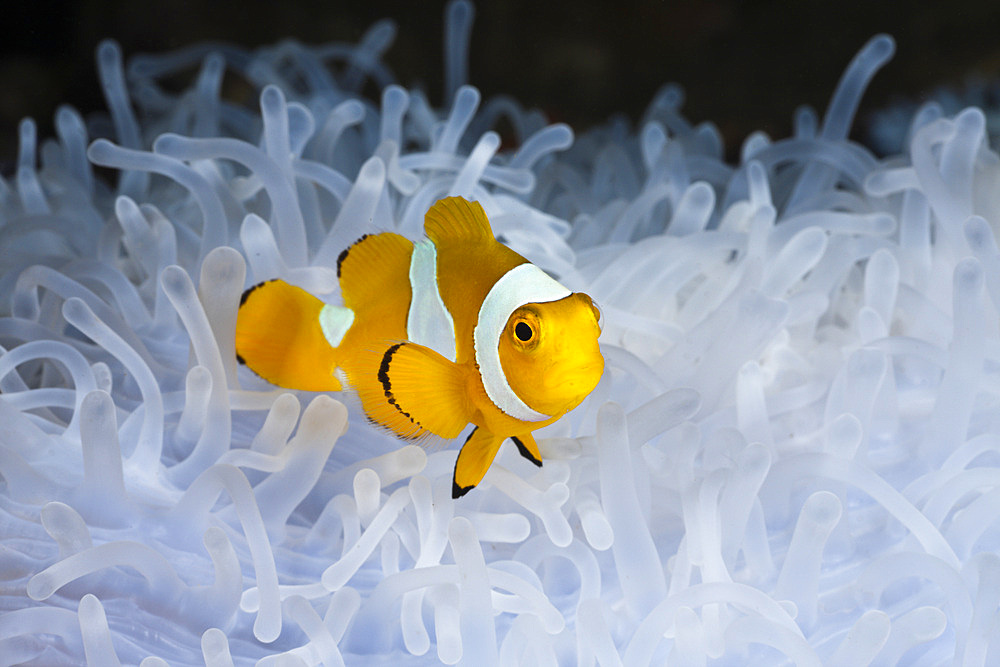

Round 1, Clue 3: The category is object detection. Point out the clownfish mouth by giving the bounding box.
[545,361,604,395]
[576,360,605,381]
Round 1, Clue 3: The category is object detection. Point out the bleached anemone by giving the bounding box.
[3,1,1000,664]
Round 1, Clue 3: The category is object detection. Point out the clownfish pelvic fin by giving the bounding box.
[452,426,506,498]
[510,432,543,467]
[452,429,544,498]
[235,279,342,391]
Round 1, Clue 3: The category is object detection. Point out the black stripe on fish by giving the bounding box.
[378,342,422,432]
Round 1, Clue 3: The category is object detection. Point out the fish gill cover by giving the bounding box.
[1,1,999,664]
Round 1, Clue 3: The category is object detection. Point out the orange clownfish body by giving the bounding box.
[235,196,604,497]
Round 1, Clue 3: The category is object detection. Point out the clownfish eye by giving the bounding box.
[515,321,533,342]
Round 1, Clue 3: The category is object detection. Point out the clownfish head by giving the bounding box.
[498,291,604,418]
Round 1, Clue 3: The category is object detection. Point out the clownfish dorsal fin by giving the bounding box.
[337,232,413,313]
[424,196,495,246]
[351,341,471,441]
[235,279,342,391]
[452,426,505,498]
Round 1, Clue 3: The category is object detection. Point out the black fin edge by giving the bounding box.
[336,233,371,278]
[452,481,474,499]
[511,436,542,467]
[239,278,276,307]
[236,279,277,369]
[452,426,480,499]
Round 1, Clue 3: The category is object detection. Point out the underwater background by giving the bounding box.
[4,0,1000,162]
[3,0,1000,664]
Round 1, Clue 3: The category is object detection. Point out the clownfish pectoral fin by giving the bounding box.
[424,196,494,245]
[511,433,543,467]
[353,341,471,441]
[452,426,505,498]
[235,279,342,392]
[337,232,413,313]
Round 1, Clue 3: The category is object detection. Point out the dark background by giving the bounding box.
[3,0,999,166]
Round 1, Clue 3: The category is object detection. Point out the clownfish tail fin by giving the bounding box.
[452,426,506,498]
[424,196,495,245]
[235,279,343,391]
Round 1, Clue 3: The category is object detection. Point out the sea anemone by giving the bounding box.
[2,2,999,664]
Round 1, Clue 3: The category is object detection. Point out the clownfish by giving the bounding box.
[234,196,604,498]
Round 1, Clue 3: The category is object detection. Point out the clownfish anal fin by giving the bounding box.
[511,433,542,467]
[424,196,495,245]
[354,341,470,441]
[337,232,413,313]
[452,426,505,498]
[235,279,342,391]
